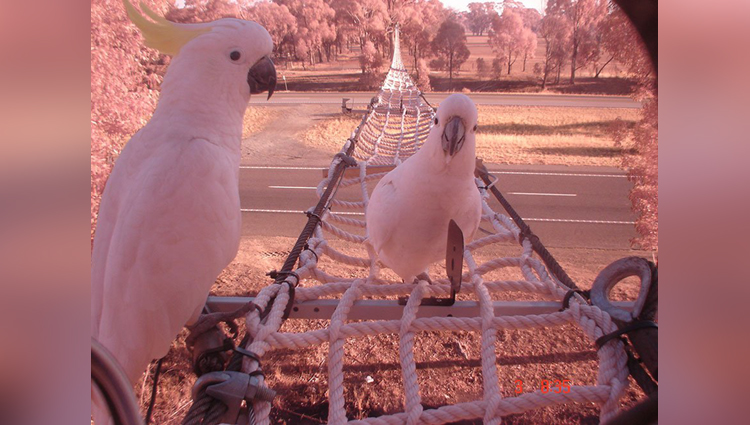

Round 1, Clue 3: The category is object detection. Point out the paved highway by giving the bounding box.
[250,91,642,109]
[238,164,637,250]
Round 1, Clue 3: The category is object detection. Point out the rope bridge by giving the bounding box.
[351,25,435,166]
[204,143,631,424]
[177,27,650,425]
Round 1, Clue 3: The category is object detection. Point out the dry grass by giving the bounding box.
[242,105,282,138]
[299,105,639,167]
[475,106,639,167]
[299,114,364,157]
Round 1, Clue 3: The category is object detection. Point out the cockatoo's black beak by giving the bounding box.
[441,116,466,156]
[247,55,276,100]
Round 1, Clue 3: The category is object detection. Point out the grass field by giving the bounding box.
[300,105,639,167]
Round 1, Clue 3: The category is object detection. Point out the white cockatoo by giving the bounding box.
[91,0,276,389]
[366,93,482,283]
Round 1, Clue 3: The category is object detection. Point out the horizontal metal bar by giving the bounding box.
[206,296,635,321]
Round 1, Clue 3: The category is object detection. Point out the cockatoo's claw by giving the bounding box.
[186,312,228,348]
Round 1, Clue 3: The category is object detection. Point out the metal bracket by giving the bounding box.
[192,371,276,424]
[401,219,464,307]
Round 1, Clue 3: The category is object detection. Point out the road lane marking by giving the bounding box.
[240,166,326,170]
[525,218,635,225]
[241,209,634,224]
[266,187,576,197]
[241,165,626,178]
[508,192,576,197]
[492,171,626,178]
[242,208,364,216]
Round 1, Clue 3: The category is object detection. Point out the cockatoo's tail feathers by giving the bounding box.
[124,0,211,56]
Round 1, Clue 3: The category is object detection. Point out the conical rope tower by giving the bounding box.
[352,25,436,165]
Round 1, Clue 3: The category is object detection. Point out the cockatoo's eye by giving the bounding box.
[230,51,241,61]
[434,117,439,125]
[473,124,478,132]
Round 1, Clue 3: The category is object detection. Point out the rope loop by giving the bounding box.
[560,289,591,311]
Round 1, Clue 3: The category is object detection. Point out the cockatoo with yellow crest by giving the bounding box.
[366,93,482,283]
[91,0,276,402]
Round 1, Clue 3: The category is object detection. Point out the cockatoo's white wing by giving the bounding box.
[365,168,402,260]
[92,135,241,383]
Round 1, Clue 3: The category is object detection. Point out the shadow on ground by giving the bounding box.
[530,146,635,157]
[479,120,636,138]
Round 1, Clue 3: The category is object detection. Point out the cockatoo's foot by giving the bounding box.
[414,272,433,284]
[185,311,239,349]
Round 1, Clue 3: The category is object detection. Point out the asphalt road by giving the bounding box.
[238,164,637,250]
[250,91,642,109]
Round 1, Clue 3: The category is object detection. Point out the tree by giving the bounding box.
[476,57,489,78]
[537,12,570,89]
[612,98,657,251]
[244,1,298,59]
[604,3,657,251]
[546,0,607,84]
[466,2,496,36]
[415,58,432,91]
[487,6,526,75]
[518,7,542,33]
[165,0,241,22]
[91,0,166,241]
[592,5,643,78]
[278,0,337,66]
[331,0,389,51]
[390,0,446,72]
[359,39,384,88]
[520,28,537,72]
[431,18,470,87]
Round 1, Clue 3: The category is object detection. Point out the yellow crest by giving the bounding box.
[124,0,211,56]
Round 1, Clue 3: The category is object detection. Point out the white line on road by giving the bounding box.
[508,192,576,197]
[241,165,625,178]
[241,208,364,216]
[241,209,634,224]
[492,171,626,178]
[240,166,326,170]
[266,186,576,197]
[525,218,635,225]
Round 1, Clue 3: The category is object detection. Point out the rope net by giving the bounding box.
[236,140,630,423]
[351,25,435,166]
[231,27,629,425]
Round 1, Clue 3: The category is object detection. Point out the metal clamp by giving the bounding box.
[192,371,276,424]
[590,256,655,323]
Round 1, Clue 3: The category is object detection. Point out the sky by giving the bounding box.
[440,0,545,13]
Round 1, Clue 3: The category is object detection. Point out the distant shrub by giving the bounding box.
[476,57,489,78]
[491,58,503,76]
[429,57,446,71]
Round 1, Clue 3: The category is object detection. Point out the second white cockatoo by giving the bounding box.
[366,93,482,283]
[91,0,276,389]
